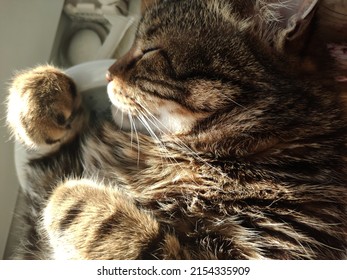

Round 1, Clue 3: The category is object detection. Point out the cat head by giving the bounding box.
[106,0,322,149]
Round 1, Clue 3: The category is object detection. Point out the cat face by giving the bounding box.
[107,1,246,136]
[106,0,318,138]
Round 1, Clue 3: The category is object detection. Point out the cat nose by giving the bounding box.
[106,53,133,81]
[106,60,125,82]
[107,46,141,80]
[108,59,125,78]
[106,71,113,82]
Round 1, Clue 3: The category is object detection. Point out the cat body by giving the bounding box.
[6,0,347,259]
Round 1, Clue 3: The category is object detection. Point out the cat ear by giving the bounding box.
[255,0,319,53]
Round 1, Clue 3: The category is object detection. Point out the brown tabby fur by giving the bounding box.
[6,0,347,259]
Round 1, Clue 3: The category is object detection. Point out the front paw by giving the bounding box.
[43,179,162,259]
[7,65,85,150]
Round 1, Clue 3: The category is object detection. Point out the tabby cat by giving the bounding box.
[6,0,347,259]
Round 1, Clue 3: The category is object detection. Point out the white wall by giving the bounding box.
[0,0,64,259]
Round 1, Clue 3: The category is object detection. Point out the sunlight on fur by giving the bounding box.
[5,0,347,260]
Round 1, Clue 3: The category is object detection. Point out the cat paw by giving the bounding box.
[43,179,163,259]
[6,65,86,150]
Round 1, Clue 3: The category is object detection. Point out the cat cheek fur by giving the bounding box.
[107,77,207,135]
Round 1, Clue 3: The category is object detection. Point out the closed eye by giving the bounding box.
[142,47,161,57]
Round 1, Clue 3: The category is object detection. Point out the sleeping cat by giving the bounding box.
[6,0,347,259]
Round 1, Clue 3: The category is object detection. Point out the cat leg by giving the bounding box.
[6,65,87,156]
[6,66,91,259]
[42,179,190,259]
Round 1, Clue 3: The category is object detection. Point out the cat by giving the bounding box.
[6,0,347,259]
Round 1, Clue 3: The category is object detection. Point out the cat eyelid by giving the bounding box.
[142,47,161,55]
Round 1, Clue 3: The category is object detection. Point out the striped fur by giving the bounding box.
[6,0,347,259]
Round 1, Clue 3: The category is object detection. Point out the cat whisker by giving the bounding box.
[135,101,227,178]
[118,109,125,130]
[137,112,161,143]
[134,104,180,158]
[136,113,168,168]
[133,104,227,191]
[221,92,246,110]
[127,111,135,148]
[140,113,187,167]
[130,112,141,166]
[0,113,8,124]
[134,106,190,176]
[136,111,204,194]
